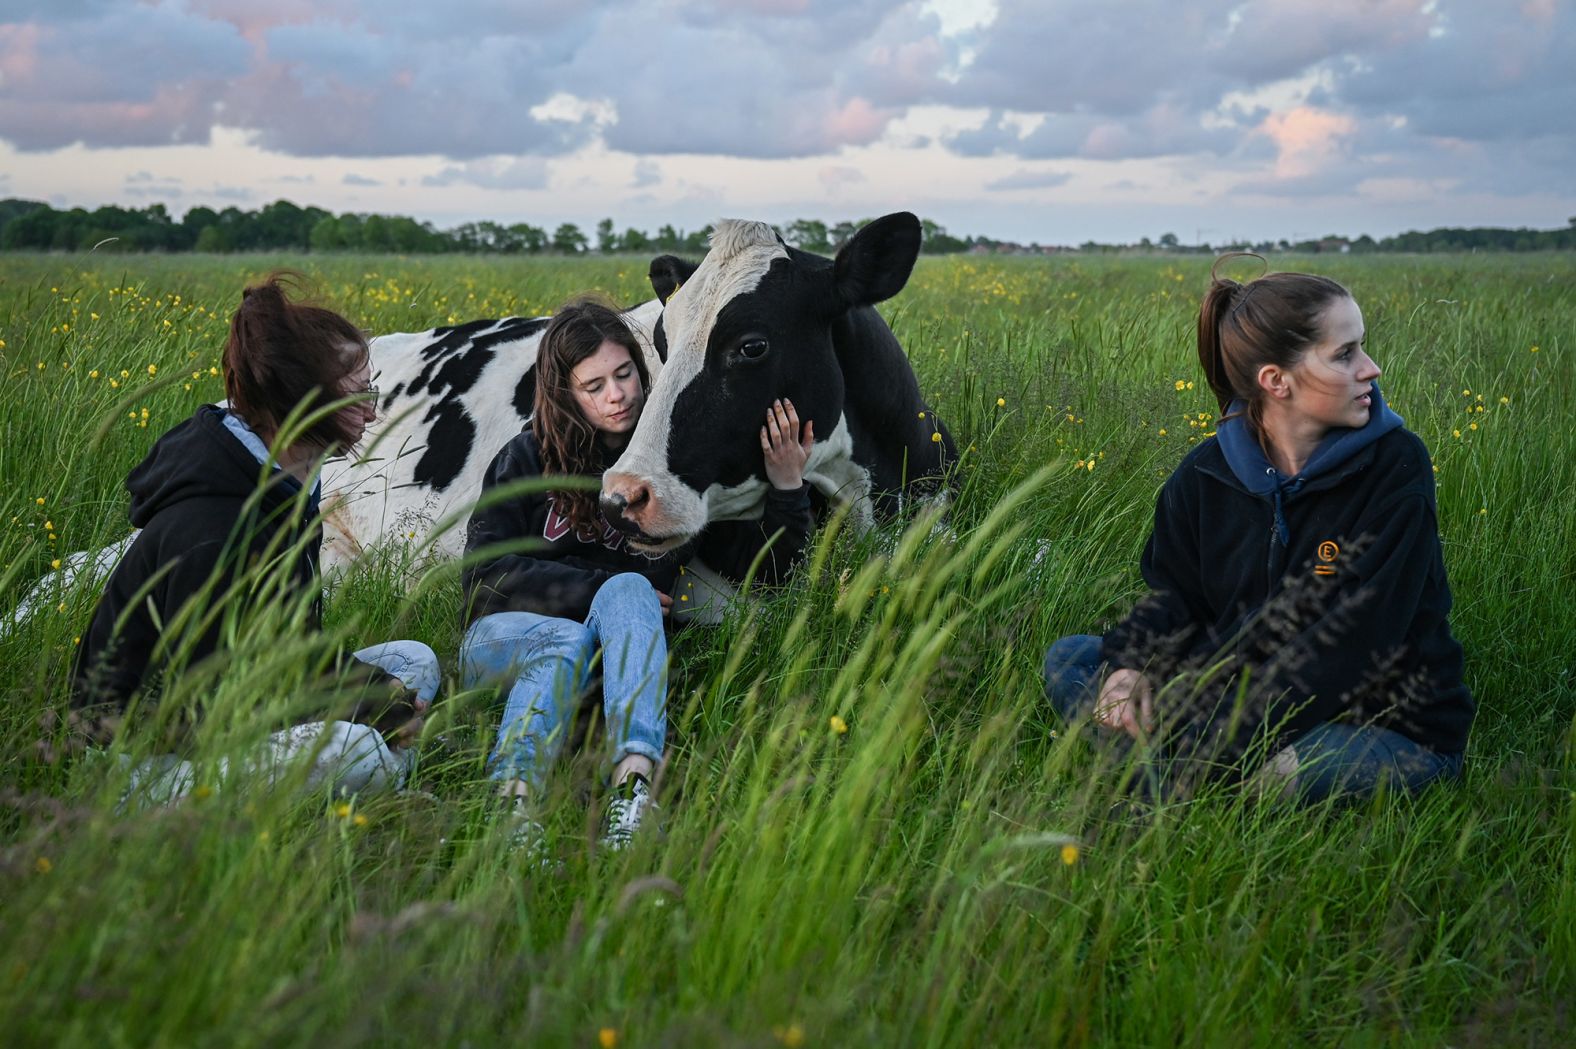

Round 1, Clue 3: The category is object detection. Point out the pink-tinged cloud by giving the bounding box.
[1259,106,1356,178]
[822,96,890,148]
[0,24,42,84]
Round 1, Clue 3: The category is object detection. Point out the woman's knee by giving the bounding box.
[596,572,659,611]
[463,612,595,686]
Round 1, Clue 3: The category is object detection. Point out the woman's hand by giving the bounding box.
[762,398,814,490]
[1095,669,1154,739]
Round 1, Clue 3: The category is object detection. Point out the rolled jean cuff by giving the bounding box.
[611,740,664,767]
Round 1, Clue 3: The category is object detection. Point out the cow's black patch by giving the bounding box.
[411,399,476,492]
[382,382,405,411]
[653,318,668,364]
[406,317,546,400]
[513,368,536,421]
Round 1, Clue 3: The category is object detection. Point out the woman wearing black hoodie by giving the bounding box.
[461,298,815,854]
[1043,259,1473,802]
[72,275,438,800]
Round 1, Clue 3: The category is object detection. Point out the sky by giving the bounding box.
[0,0,1572,245]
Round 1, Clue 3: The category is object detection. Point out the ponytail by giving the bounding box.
[1196,279,1240,414]
[222,271,369,450]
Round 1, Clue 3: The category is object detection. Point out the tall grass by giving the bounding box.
[1,251,1572,1045]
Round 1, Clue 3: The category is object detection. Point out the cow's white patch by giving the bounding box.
[608,221,787,544]
[321,300,664,572]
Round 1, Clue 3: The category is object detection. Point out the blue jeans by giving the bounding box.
[1041,633,1463,803]
[459,573,667,790]
[352,640,441,704]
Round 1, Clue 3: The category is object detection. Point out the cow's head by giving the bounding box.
[600,211,922,553]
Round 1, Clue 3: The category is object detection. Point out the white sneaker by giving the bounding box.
[600,774,657,851]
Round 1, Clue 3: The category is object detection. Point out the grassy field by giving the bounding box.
[1,250,1572,1046]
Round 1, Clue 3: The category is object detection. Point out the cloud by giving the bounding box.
[984,169,1071,191]
[342,173,381,186]
[631,159,661,188]
[421,156,550,190]
[818,165,866,191]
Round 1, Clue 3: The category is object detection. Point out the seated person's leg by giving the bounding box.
[460,611,597,791]
[584,573,668,776]
[1042,634,1106,722]
[1286,722,1464,805]
[352,640,441,704]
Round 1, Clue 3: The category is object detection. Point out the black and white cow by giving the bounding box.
[602,211,957,552]
[320,301,664,569]
[4,213,954,633]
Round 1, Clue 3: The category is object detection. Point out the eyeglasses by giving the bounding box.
[351,381,380,401]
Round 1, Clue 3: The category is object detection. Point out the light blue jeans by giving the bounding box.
[352,640,441,704]
[1042,633,1464,804]
[459,573,667,790]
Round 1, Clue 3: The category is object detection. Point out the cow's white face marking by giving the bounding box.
[607,220,788,548]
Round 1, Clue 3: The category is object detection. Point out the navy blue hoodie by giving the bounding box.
[1101,384,1473,758]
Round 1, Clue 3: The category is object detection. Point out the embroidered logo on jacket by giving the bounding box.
[543,496,628,553]
[1314,540,1340,576]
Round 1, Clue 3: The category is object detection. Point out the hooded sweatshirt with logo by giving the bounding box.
[72,405,412,739]
[1100,385,1473,757]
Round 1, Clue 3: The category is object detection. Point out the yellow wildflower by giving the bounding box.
[599,1029,619,1049]
[1174,380,1186,391]
[51,559,61,570]
[90,369,100,378]
[829,715,848,734]
[335,802,353,818]
[35,497,45,506]
[1468,422,1478,431]
[192,784,214,800]
[774,1024,805,1048]
[147,364,158,376]
[35,857,52,875]
[1158,428,1167,436]
[996,397,1006,407]
[1060,843,1079,866]
[1530,345,1539,353]
[930,432,941,443]
[353,814,368,827]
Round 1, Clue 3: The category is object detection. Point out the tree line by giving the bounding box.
[1,197,1572,256]
[0,199,981,256]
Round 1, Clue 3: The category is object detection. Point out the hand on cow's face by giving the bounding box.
[571,340,645,449]
[762,398,814,490]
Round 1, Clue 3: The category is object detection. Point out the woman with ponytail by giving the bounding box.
[1043,257,1473,803]
[460,297,815,856]
[73,273,438,801]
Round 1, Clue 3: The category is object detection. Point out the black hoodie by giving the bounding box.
[462,427,815,627]
[1101,413,1473,761]
[72,406,411,739]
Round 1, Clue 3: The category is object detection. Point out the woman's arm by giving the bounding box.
[696,399,816,585]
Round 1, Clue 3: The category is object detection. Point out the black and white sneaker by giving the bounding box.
[600,774,658,851]
[501,796,553,869]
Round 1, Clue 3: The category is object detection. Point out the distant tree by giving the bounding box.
[1159,232,1179,249]
[829,220,858,250]
[919,218,968,254]
[654,224,681,252]
[786,218,830,254]
[193,225,232,252]
[551,222,588,254]
[618,226,652,253]
[1,205,57,249]
[596,217,616,253]
[309,216,346,251]
[509,223,548,253]
[682,225,711,254]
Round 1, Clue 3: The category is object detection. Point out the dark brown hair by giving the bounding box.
[1198,254,1351,428]
[222,271,370,450]
[534,297,651,536]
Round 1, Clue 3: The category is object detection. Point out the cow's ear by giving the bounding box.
[650,255,699,305]
[832,212,922,310]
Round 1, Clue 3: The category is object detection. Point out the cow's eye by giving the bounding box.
[737,338,770,361]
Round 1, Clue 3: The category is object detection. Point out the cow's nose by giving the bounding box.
[600,474,651,533]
